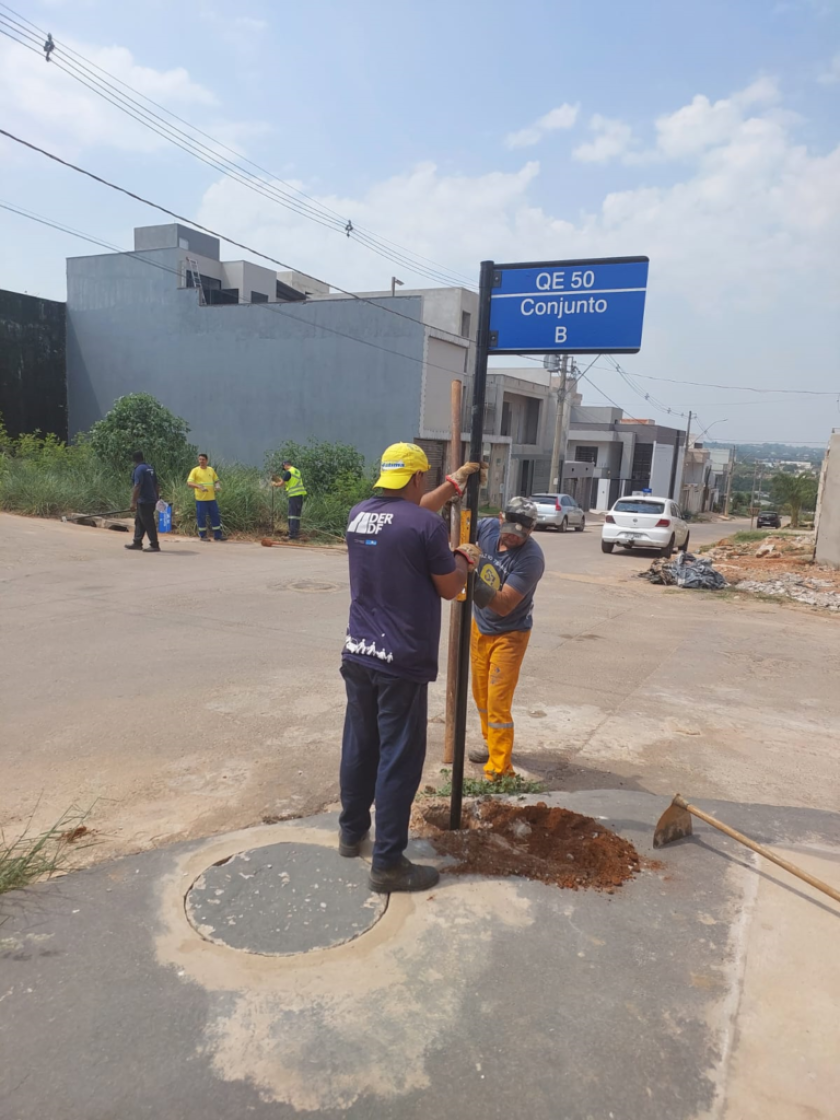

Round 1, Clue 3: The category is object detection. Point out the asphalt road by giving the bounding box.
[2,512,839,1120]
[533,514,738,577]
[2,511,838,866]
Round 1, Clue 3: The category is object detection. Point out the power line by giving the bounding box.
[10,199,823,448]
[603,366,836,397]
[0,199,477,380]
[0,126,483,352]
[0,194,684,447]
[0,6,474,287]
[0,5,476,290]
[7,13,831,409]
[605,356,688,420]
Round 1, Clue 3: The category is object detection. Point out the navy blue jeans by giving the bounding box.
[196,499,222,540]
[287,495,304,539]
[339,659,429,870]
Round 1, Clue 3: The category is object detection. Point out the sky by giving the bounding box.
[1,0,839,445]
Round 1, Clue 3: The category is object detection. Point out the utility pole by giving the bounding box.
[449,260,493,830]
[724,450,736,517]
[549,354,570,492]
[443,379,464,765]
[749,462,764,529]
[680,410,693,509]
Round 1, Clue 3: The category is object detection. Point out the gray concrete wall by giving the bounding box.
[650,442,675,497]
[66,249,426,466]
[815,434,840,568]
[134,224,220,260]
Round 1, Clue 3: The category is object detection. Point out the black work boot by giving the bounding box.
[369,857,439,894]
[468,746,490,764]
[124,542,143,551]
[144,545,161,552]
[338,829,369,858]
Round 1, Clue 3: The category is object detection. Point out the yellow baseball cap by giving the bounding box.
[375,442,430,488]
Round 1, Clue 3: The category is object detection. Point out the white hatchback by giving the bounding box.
[601,496,689,556]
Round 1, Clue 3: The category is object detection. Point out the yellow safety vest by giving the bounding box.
[285,466,307,498]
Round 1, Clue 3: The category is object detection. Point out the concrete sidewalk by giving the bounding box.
[2,790,838,1119]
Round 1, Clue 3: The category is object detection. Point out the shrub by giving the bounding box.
[265,439,367,496]
[89,393,196,477]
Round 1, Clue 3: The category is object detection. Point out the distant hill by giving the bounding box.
[706,442,824,465]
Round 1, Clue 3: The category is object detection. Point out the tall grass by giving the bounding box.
[0,432,372,540]
[0,807,95,894]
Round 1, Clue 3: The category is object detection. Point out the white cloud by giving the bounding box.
[818,52,840,84]
[572,115,635,163]
[504,103,579,149]
[196,93,840,312]
[0,35,217,155]
[195,83,840,439]
[647,78,781,160]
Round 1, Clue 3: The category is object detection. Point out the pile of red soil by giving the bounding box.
[414,799,642,892]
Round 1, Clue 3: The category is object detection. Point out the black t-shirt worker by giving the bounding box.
[125,451,160,552]
[338,443,484,893]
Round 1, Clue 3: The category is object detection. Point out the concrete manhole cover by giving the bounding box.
[185,843,386,955]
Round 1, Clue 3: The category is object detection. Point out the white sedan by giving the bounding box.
[601,496,690,556]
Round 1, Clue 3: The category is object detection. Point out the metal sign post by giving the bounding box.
[449,259,494,830]
[447,254,650,830]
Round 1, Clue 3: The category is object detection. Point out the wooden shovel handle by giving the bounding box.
[674,795,840,905]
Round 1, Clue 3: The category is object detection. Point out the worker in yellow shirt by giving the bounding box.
[186,453,224,541]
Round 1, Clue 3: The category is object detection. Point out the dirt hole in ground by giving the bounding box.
[413,799,642,892]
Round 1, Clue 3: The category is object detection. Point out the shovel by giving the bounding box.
[654,793,840,905]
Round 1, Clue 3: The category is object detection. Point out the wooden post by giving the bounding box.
[443,379,463,764]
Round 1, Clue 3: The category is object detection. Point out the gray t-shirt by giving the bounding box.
[473,518,545,635]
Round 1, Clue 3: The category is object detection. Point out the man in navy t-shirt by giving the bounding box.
[339,442,484,893]
[125,450,161,553]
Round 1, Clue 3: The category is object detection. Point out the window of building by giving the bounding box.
[207,288,239,306]
[630,442,653,485]
[523,397,540,444]
[501,400,512,437]
[575,446,598,465]
[186,272,221,292]
[250,291,268,304]
[461,311,472,338]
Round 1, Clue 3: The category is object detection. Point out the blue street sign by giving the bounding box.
[489,256,649,354]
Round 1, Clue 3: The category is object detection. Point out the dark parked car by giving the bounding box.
[756,511,782,529]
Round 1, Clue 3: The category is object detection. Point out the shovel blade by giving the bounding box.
[654,802,693,848]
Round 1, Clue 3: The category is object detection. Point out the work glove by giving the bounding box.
[473,576,497,609]
[454,542,481,567]
[448,461,489,493]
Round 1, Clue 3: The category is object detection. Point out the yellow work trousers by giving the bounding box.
[470,621,531,779]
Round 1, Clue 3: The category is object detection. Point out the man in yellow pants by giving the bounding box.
[467,497,545,779]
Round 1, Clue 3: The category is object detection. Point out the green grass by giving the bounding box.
[425,768,545,798]
[729,530,771,544]
[0,808,96,895]
[0,451,367,542]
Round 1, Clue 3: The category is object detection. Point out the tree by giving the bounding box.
[89,394,196,477]
[770,472,818,529]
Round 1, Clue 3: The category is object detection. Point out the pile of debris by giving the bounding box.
[735,572,840,611]
[703,533,840,611]
[638,550,727,590]
[413,799,643,892]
